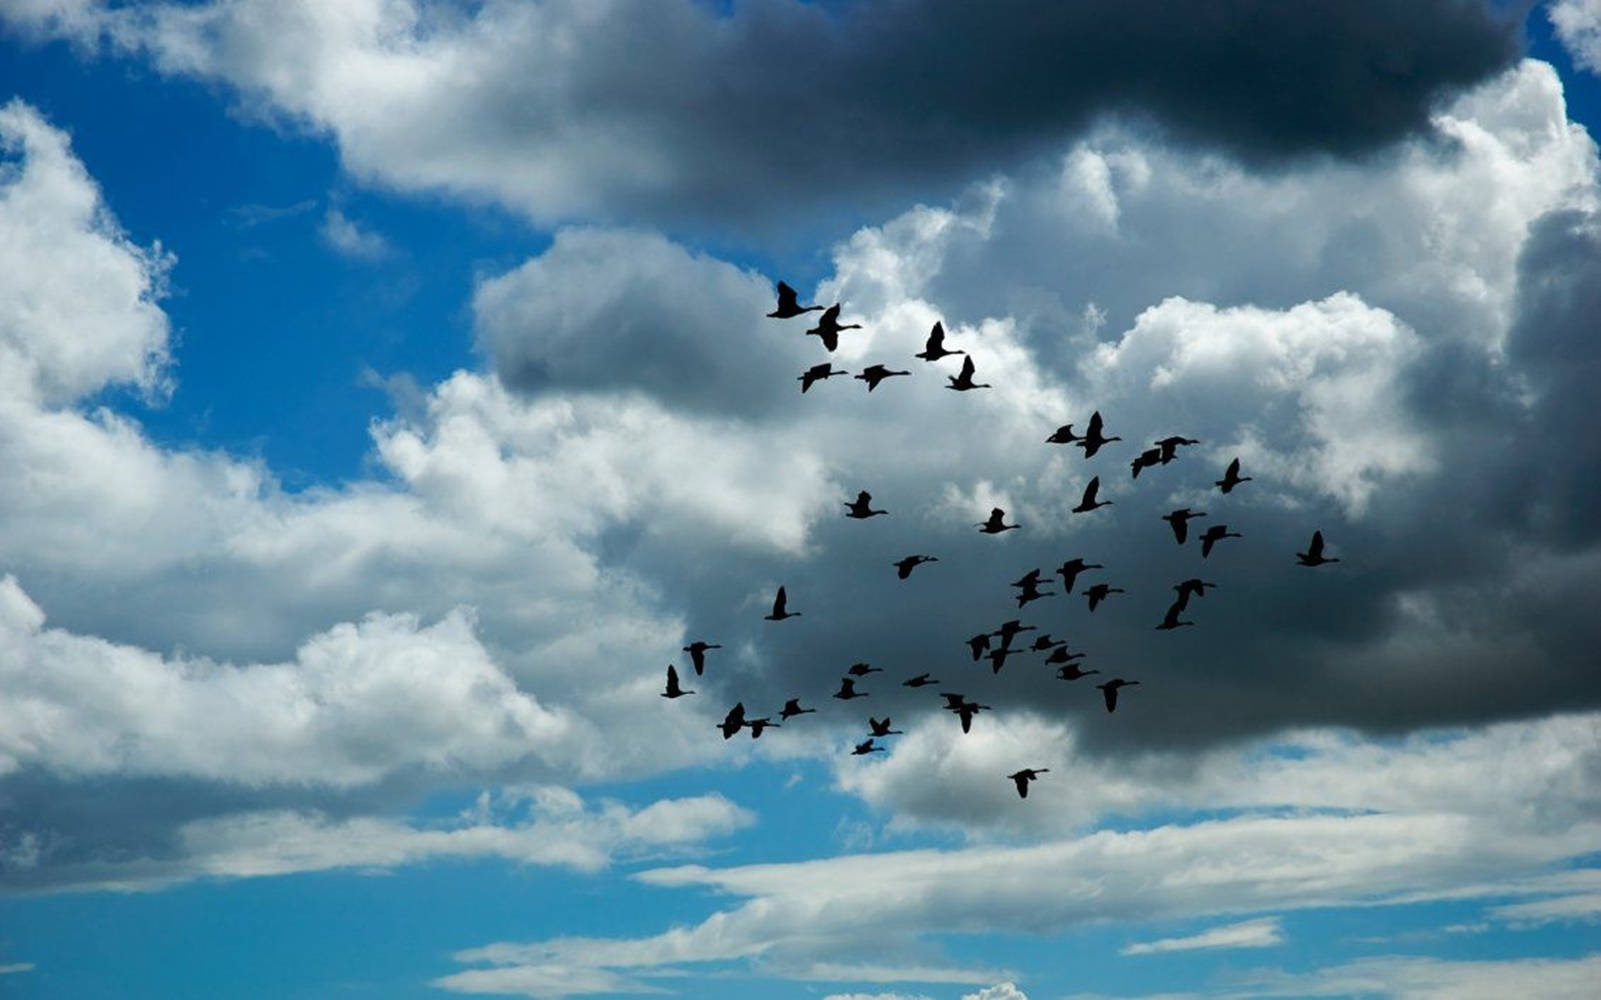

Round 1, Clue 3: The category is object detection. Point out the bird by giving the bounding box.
[967,632,993,661]
[855,364,911,391]
[746,717,779,738]
[847,662,883,677]
[1296,530,1341,567]
[902,673,939,687]
[851,738,885,755]
[834,677,868,700]
[768,281,823,319]
[977,507,1019,534]
[805,304,861,351]
[845,490,887,519]
[779,699,815,720]
[868,717,903,737]
[986,646,1018,674]
[1008,768,1049,799]
[944,696,991,734]
[1161,508,1207,545]
[893,554,938,579]
[1056,557,1103,593]
[1044,645,1086,665]
[1029,633,1068,652]
[941,692,969,711]
[1055,663,1100,681]
[1155,435,1200,463]
[1155,600,1196,630]
[1096,678,1140,713]
[990,619,1037,648]
[1011,568,1045,589]
[1015,577,1055,607]
[1084,582,1125,612]
[1130,447,1163,479]
[1172,578,1218,608]
[1216,457,1253,493]
[1046,424,1080,444]
[719,702,746,739]
[798,362,850,392]
[945,354,991,391]
[662,664,694,698]
[764,586,801,620]
[915,321,965,361]
[1199,524,1242,558]
[1075,410,1122,458]
[681,641,722,676]
[1072,477,1112,513]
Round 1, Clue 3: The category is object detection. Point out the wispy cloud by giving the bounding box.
[320,206,390,260]
[1121,918,1283,956]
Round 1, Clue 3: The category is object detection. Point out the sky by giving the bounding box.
[1,1,1601,998]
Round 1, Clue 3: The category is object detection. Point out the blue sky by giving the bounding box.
[3,2,1601,999]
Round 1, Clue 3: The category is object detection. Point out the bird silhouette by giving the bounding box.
[1072,477,1112,513]
[719,702,747,739]
[1075,411,1122,458]
[943,696,991,734]
[1199,524,1242,558]
[966,632,993,661]
[1055,663,1100,680]
[1047,424,1080,444]
[851,738,885,755]
[977,507,1019,534]
[768,281,824,319]
[855,364,911,391]
[1029,633,1068,652]
[746,717,779,738]
[833,677,869,699]
[1015,578,1056,607]
[805,305,861,352]
[1011,568,1045,589]
[845,490,888,519]
[1155,600,1196,630]
[662,664,694,698]
[1056,558,1103,593]
[779,698,816,720]
[681,641,722,676]
[1130,447,1163,479]
[915,321,966,361]
[868,717,903,737]
[893,554,938,579]
[1162,508,1207,545]
[1008,768,1049,799]
[1083,582,1125,612]
[1155,436,1200,463]
[1044,645,1086,665]
[945,355,991,391]
[1296,530,1341,566]
[764,586,801,620]
[1172,578,1218,609]
[847,662,883,677]
[902,673,939,687]
[798,362,850,392]
[1096,678,1140,713]
[1216,457,1253,493]
[986,645,1018,674]
[941,692,969,710]
[990,619,1037,648]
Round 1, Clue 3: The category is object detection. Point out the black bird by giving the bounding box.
[719,702,746,739]
[1296,530,1341,567]
[986,645,1018,674]
[1015,578,1055,608]
[1029,633,1068,652]
[915,321,965,361]
[943,696,991,734]
[1084,582,1125,612]
[1096,678,1140,713]
[847,662,883,677]
[681,641,722,676]
[856,364,911,391]
[1155,436,1200,463]
[966,632,993,661]
[845,490,887,519]
[1130,447,1163,480]
[1044,645,1086,665]
[1155,600,1196,631]
[764,586,801,620]
[1011,568,1045,589]
[991,619,1037,648]
[1199,524,1242,558]
[851,738,885,755]
[1056,663,1100,681]
[868,717,903,737]
[798,362,850,392]
[768,280,823,319]
[1072,477,1112,513]
[662,664,694,698]
[945,354,991,391]
[779,699,815,720]
[1047,424,1080,444]
[1216,457,1253,493]
[833,677,869,700]
[1075,411,1122,458]
[977,507,1019,534]
[941,692,969,711]
[746,717,779,738]
[1055,558,1103,593]
[902,673,939,687]
[1172,578,1218,609]
[805,304,861,352]
[1161,508,1207,545]
[894,554,938,579]
[1008,768,1049,799]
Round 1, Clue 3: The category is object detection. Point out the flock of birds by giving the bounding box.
[660,282,1341,800]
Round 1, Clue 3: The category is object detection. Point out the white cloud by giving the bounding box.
[1551,1,1601,75]
[825,993,935,1000]
[0,963,35,975]
[1121,918,1283,956]
[963,985,1029,1000]
[319,206,389,259]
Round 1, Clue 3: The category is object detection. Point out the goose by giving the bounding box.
[945,355,991,391]
[915,321,965,361]
[1011,568,1045,589]
[1055,557,1103,593]
[1008,768,1049,799]
[855,364,911,391]
[1199,524,1242,558]
[868,717,903,737]
[845,490,887,519]
[847,662,883,677]
[764,585,801,620]
[662,664,694,698]
[1083,582,1125,612]
[1216,457,1253,493]
[1155,435,1200,463]
[977,507,1019,534]
[1296,530,1340,567]
[986,645,1018,674]
[746,717,779,738]
[1047,424,1080,444]
[681,641,722,676]
[1096,678,1140,713]
[944,697,991,734]
[851,738,885,755]
[1072,476,1112,513]
[1044,645,1086,665]
[1075,411,1122,458]
[966,632,993,661]
[768,280,823,319]
[1172,578,1218,608]
[1161,508,1207,545]
[1029,633,1068,652]
[1015,578,1055,607]
[902,673,939,687]
[805,304,861,352]
[1155,600,1196,630]
[1130,447,1163,479]
[833,677,869,700]
[719,702,747,739]
[990,619,1037,648]
[798,362,850,392]
[1056,663,1100,681]
[779,698,815,720]
[894,554,938,579]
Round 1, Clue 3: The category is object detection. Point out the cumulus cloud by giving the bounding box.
[1550,0,1601,75]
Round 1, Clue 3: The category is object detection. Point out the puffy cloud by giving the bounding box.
[1550,0,1601,75]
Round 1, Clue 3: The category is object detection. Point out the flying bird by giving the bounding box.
[986,645,1018,674]
[855,364,911,391]
[1008,768,1049,799]
[945,355,991,391]
[833,677,869,700]
[1044,645,1086,665]
[764,586,801,620]
[1011,568,1046,589]
[1172,578,1218,608]
[1015,577,1055,607]
[1072,477,1112,513]
[1056,557,1103,593]
[977,507,1019,534]
[805,304,861,352]
[847,662,883,677]
[845,490,887,519]
[1084,582,1125,612]
[1029,633,1068,652]
[990,619,1037,648]
[1216,457,1253,493]
[681,641,722,676]
[662,664,694,698]
[1075,411,1122,458]
[851,738,885,755]
[1047,424,1080,444]
[893,554,938,579]
[1199,524,1242,558]
[1155,435,1200,463]
[868,717,903,737]
[719,702,747,739]
[915,321,965,361]
[746,717,779,738]
[1130,447,1163,480]
[966,632,993,661]
[902,673,939,687]
[1155,600,1196,631]
[779,699,816,720]
[768,280,823,319]
[1096,678,1141,713]
[798,362,850,392]
[1162,508,1207,545]
[1296,530,1341,566]
[1056,663,1100,681]
[944,696,991,734]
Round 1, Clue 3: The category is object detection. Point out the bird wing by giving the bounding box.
[1013,774,1029,798]
[960,355,975,380]
[1310,531,1325,558]
[1084,476,1100,503]
[927,322,945,350]
[776,281,798,307]
[1172,517,1187,544]
[1102,686,1118,712]
[1087,411,1104,436]
[772,587,787,615]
